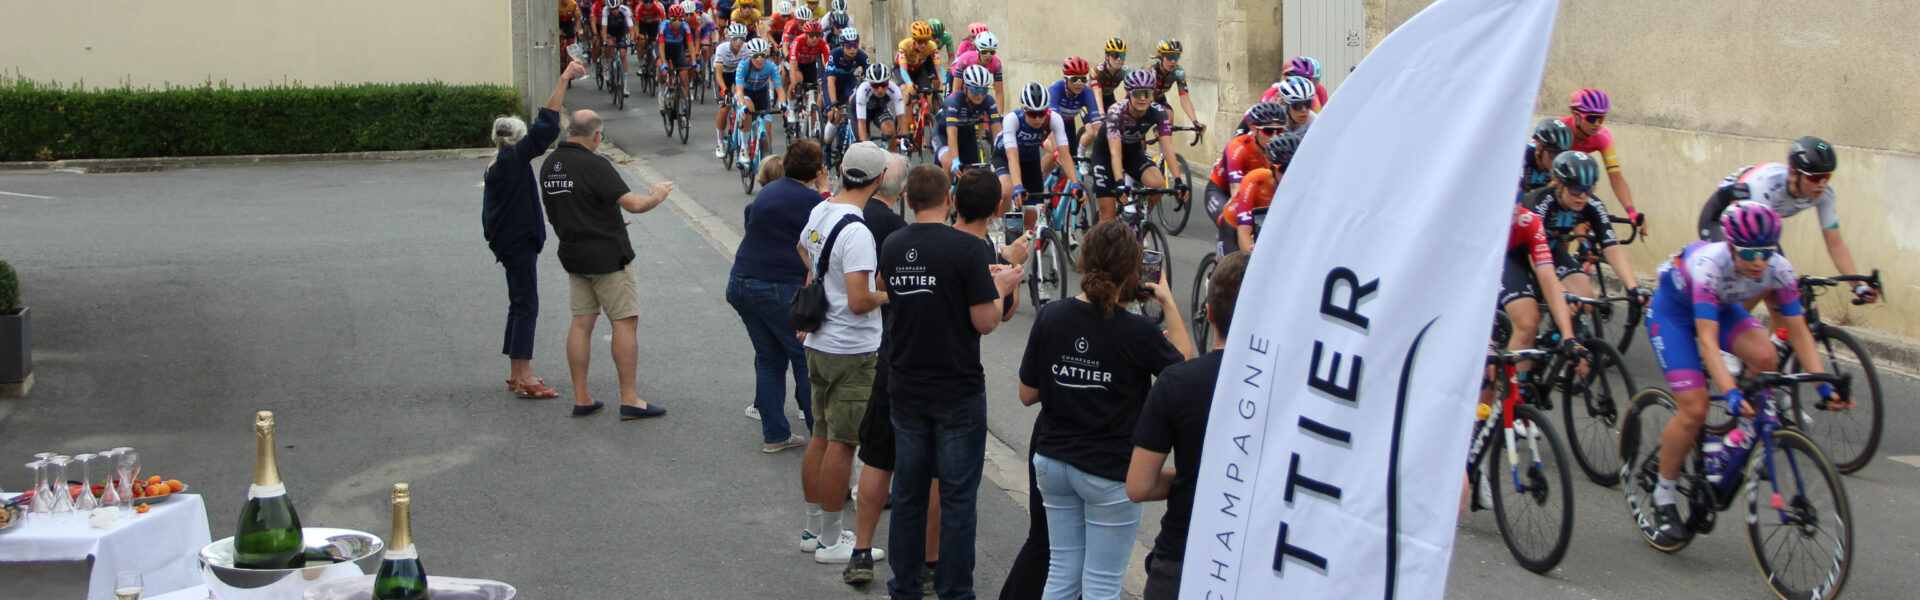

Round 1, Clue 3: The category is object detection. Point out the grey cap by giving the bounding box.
[841,142,890,185]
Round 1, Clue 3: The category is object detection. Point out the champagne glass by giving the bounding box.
[97,451,124,511]
[114,571,143,600]
[72,454,99,511]
[26,461,50,514]
[115,449,140,517]
[47,456,74,517]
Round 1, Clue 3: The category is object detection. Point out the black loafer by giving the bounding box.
[570,401,605,418]
[620,403,667,420]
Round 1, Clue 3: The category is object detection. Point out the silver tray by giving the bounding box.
[303,575,517,600]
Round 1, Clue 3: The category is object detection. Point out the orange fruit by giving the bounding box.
[135,503,151,514]
[165,480,183,493]
[147,475,163,485]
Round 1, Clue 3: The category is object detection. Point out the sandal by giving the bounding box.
[507,378,560,399]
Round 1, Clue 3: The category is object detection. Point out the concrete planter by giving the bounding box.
[0,307,29,383]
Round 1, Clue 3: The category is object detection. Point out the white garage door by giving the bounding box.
[1283,0,1367,92]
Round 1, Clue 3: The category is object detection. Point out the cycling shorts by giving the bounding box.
[939,126,993,167]
[664,42,692,70]
[796,62,822,87]
[1086,145,1154,199]
[1205,181,1234,256]
[991,154,1046,204]
[561,20,578,37]
[1497,251,1542,308]
[1550,244,1587,281]
[739,88,773,113]
[1062,114,1087,159]
[907,61,939,93]
[1645,291,1765,392]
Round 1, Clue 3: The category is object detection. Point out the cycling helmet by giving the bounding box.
[961,64,994,90]
[1720,200,1783,247]
[1277,76,1315,104]
[1531,118,1572,151]
[1788,136,1838,174]
[1246,102,1286,126]
[745,38,771,56]
[828,10,849,29]
[667,4,685,18]
[830,0,847,11]
[968,22,989,37]
[774,0,792,15]
[839,27,859,44]
[726,23,749,39]
[1123,69,1157,92]
[973,32,999,52]
[1569,87,1610,114]
[927,18,945,37]
[1061,56,1091,77]
[910,21,932,40]
[794,6,813,20]
[1156,38,1183,56]
[1550,151,1601,188]
[1020,83,1050,112]
[1285,56,1323,79]
[864,63,891,84]
[802,20,823,34]
[1104,37,1127,55]
[1265,132,1303,169]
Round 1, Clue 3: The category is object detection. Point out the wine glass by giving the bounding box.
[114,571,143,600]
[47,456,74,517]
[97,450,124,511]
[26,461,50,514]
[114,449,140,515]
[72,454,99,511]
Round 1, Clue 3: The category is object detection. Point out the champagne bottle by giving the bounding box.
[234,411,304,569]
[374,483,430,599]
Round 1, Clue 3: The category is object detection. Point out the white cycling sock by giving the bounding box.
[715,128,725,144]
[1653,476,1678,507]
[805,502,824,538]
[823,123,838,143]
[821,508,844,544]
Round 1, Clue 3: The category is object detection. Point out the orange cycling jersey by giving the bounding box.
[896,38,944,68]
[1208,133,1269,189]
[1221,168,1277,227]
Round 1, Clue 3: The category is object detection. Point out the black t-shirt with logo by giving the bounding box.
[1132,349,1224,563]
[540,141,634,275]
[1019,297,1184,482]
[878,223,1000,402]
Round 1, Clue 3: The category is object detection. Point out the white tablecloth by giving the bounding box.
[0,493,213,600]
[147,583,211,599]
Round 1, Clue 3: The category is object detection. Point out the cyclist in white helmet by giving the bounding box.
[938,64,1004,170]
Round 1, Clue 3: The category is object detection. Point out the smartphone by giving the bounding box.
[1139,250,1164,297]
[1002,212,1024,246]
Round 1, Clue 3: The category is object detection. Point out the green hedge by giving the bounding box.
[0,76,520,161]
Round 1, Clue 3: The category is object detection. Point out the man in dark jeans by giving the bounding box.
[540,109,676,419]
[484,60,583,401]
[879,165,1023,599]
[1126,251,1250,599]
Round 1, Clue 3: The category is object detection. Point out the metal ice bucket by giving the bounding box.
[199,528,385,600]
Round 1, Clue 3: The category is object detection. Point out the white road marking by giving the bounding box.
[0,190,53,199]
[1890,456,1920,469]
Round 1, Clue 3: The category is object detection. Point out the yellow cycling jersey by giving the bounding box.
[730,7,761,24]
[896,38,944,68]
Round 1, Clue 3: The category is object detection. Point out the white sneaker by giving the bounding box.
[799,529,819,553]
[1476,465,1494,510]
[715,143,727,159]
[744,404,761,420]
[762,433,806,453]
[814,531,885,564]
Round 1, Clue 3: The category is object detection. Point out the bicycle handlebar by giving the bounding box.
[1486,348,1555,366]
[1168,125,1204,147]
[1735,372,1851,397]
[1799,268,1882,305]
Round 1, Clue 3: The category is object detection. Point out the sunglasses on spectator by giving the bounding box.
[1066,76,1088,83]
[1796,169,1832,183]
[1578,112,1605,124]
[1734,244,1777,261]
[1256,126,1284,135]
[1129,89,1155,99]
[1288,101,1312,111]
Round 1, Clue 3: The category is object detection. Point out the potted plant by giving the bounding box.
[0,261,29,384]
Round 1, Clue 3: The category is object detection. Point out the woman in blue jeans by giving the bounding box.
[726,140,826,452]
[1015,220,1193,599]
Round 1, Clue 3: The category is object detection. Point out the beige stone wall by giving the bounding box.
[3,0,514,89]
[1364,0,1920,337]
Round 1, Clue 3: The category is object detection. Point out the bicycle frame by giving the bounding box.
[1474,349,1553,490]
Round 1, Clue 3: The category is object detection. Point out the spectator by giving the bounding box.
[846,150,941,590]
[483,61,583,401]
[1127,251,1250,600]
[879,166,1023,599]
[952,169,1031,320]
[539,109,676,419]
[1014,219,1193,600]
[758,153,786,187]
[798,142,891,565]
[727,141,825,448]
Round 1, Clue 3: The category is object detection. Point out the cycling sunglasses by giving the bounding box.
[1256,126,1284,135]
[1159,53,1180,61]
[979,50,996,57]
[966,85,991,95]
[1733,244,1777,261]
[1106,52,1126,60]
[1128,89,1156,99]
[1066,76,1088,83]
[750,52,769,59]
[1796,169,1832,183]
[1288,101,1312,111]
[1562,183,1592,195]
[1577,112,1605,124]
[1023,109,1049,119]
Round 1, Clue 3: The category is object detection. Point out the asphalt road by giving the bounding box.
[574,77,1920,599]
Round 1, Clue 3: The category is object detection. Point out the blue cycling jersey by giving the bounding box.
[735,59,784,91]
[827,48,869,77]
[658,20,692,45]
[1047,80,1102,122]
[1520,141,1552,192]
[941,90,999,131]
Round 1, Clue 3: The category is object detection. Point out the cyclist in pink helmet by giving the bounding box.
[1280,56,1327,110]
[1558,87,1644,235]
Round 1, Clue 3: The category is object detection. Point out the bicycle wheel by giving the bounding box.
[678,97,691,144]
[1068,193,1091,260]
[1153,154,1195,235]
[1745,428,1852,600]
[1489,404,1575,574]
[1137,221,1173,324]
[1557,339,1634,487]
[741,132,759,195]
[1618,387,1708,553]
[1190,253,1216,352]
[1781,327,1884,474]
[1027,230,1070,310]
[660,87,675,135]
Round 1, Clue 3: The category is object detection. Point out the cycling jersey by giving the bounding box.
[728,7,760,26]
[713,41,747,75]
[602,4,634,38]
[949,50,1003,82]
[1519,142,1553,192]
[997,110,1069,164]
[658,19,693,45]
[1508,205,1553,267]
[778,17,803,47]
[896,38,943,69]
[853,81,905,122]
[633,0,666,25]
[1718,162,1838,229]
[932,31,956,54]
[956,37,975,57]
[942,91,1000,132]
[826,48,868,78]
[1099,100,1171,150]
[1558,116,1621,173]
[786,34,829,66]
[1092,62,1127,97]
[561,0,580,21]
[1208,133,1269,188]
[735,58,784,91]
[1151,64,1190,98]
[1523,185,1619,248]
[1221,167,1276,228]
[1647,240,1804,391]
[1046,80,1102,122]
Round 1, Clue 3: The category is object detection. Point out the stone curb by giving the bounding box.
[0,148,496,172]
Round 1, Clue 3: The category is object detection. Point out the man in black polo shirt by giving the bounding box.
[1126,250,1249,600]
[540,109,676,420]
[878,164,1023,600]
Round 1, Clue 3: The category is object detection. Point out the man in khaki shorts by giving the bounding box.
[539,109,675,420]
